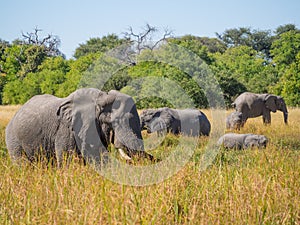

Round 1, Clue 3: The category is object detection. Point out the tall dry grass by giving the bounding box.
[0,107,299,224]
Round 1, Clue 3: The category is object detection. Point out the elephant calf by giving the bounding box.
[140,107,211,136]
[217,133,268,150]
[226,111,243,130]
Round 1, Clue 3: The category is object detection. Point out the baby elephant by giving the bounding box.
[217,133,268,150]
[226,111,243,130]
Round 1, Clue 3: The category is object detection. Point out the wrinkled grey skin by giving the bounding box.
[5,88,152,167]
[232,92,288,126]
[226,111,243,130]
[217,133,268,150]
[140,107,211,136]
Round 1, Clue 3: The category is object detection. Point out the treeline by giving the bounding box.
[0,24,300,108]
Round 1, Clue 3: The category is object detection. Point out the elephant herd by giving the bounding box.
[227,92,288,130]
[222,92,288,149]
[5,88,288,167]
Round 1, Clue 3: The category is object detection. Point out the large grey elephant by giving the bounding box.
[140,107,211,136]
[217,133,268,150]
[232,92,288,126]
[5,88,153,167]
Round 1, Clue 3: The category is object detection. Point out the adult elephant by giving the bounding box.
[5,88,153,167]
[232,92,288,126]
[140,107,211,136]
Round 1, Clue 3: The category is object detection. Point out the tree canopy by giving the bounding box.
[0,24,300,107]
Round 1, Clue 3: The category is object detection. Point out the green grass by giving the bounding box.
[0,106,299,224]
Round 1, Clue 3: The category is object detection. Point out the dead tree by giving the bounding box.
[121,24,173,65]
[10,28,63,77]
[21,27,62,57]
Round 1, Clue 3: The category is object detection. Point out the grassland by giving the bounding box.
[0,106,299,224]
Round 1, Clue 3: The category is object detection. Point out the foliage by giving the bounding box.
[122,44,211,109]
[2,57,69,104]
[211,46,278,97]
[123,62,207,108]
[0,29,63,104]
[184,36,227,54]
[216,27,274,58]
[56,53,100,97]
[0,24,300,106]
[272,52,300,106]
[270,30,300,69]
[274,23,299,36]
[74,34,126,59]
[167,35,226,64]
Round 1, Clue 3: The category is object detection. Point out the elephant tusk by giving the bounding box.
[118,148,132,161]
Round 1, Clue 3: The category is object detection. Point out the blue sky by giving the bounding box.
[1,0,299,58]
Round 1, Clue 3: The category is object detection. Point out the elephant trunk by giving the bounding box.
[283,111,288,124]
[114,125,144,151]
[281,103,288,124]
[113,125,155,161]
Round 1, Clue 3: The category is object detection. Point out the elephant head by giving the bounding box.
[244,134,268,148]
[57,88,149,165]
[226,111,243,130]
[265,94,288,124]
[140,108,172,134]
[105,90,154,160]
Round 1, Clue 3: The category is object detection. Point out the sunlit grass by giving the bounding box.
[0,107,299,224]
[0,105,20,127]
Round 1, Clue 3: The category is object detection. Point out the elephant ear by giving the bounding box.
[265,95,277,113]
[59,89,107,167]
[151,108,172,132]
[158,109,173,129]
[96,92,116,124]
[148,111,166,132]
[57,99,73,125]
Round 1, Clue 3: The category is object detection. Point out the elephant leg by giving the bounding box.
[240,119,247,128]
[55,127,76,167]
[263,111,271,124]
[6,133,28,164]
[8,145,23,164]
[55,147,64,168]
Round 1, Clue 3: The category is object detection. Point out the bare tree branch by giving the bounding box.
[21,27,62,57]
[121,24,173,65]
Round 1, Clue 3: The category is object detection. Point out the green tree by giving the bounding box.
[0,29,62,104]
[38,57,69,95]
[122,43,213,108]
[274,24,299,36]
[2,73,42,104]
[57,53,101,97]
[211,46,278,101]
[168,35,227,64]
[0,44,25,80]
[270,30,300,69]
[74,34,126,59]
[272,52,300,106]
[2,56,68,104]
[216,27,273,58]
